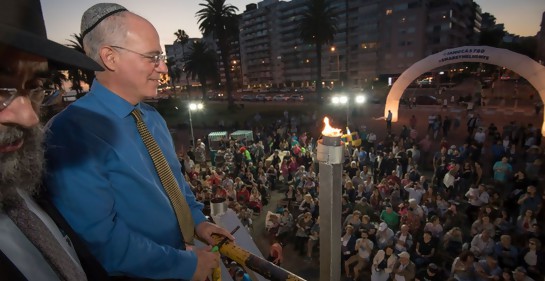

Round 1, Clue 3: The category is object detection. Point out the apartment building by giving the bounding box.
[237,0,481,89]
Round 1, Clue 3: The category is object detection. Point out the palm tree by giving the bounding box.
[45,70,68,90]
[66,33,96,88]
[196,0,239,109]
[300,0,337,102]
[183,41,218,100]
[174,29,191,89]
[166,59,182,88]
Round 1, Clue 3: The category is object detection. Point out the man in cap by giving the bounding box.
[376,221,395,250]
[44,3,233,281]
[0,0,103,280]
[392,251,416,281]
[415,263,441,281]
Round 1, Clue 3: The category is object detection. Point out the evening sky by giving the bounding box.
[41,0,543,51]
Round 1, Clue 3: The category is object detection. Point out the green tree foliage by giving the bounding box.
[196,0,239,109]
[183,41,218,100]
[299,0,337,102]
[66,33,96,89]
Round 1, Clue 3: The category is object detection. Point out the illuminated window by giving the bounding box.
[386,9,393,15]
[361,42,378,49]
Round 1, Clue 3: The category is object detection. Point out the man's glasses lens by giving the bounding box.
[0,88,45,110]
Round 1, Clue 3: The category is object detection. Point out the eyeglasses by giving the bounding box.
[109,45,166,67]
[0,88,45,112]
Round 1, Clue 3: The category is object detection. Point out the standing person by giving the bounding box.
[493,157,512,184]
[0,0,106,280]
[467,114,479,135]
[442,116,452,138]
[386,110,393,133]
[427,114,436,134]
[267,237,283,266]
[194,139,207,170]
[44,4,233,280]
[306,216,320,261]
[410,115,417,129]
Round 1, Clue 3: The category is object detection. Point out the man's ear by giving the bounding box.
[99,46,117,71]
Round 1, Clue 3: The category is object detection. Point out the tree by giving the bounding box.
[45,70,68,90]
[68,70,84,93]
[174,29,191,89]
[196,0,239,109]
[166,59,182,88]
[183,41,218,100]
[299,0,337,102]
[66,33,96,87]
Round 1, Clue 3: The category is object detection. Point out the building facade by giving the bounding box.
[169,1,543,93]
[237,0,482,89]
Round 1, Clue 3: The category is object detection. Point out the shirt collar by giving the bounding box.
[90,79,143,118]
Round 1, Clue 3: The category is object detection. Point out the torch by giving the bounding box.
[210,234,307,281]
[316,117,343,281]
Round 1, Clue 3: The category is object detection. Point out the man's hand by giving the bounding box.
[195,221,235,245]
[192,246,219,281]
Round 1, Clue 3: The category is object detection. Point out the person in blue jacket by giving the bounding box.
[44,3,232,281]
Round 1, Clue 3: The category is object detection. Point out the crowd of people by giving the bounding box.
[180,107,545,281]
[3,1,544,280]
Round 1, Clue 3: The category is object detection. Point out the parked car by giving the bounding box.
[255,94,272,101]
[415,95,439,105]
[272,95,288,101]
[241,94,255,101]
[279,88,291,93]
[289,94,304,101]
[207,91,225,100]
[400,95,439,106]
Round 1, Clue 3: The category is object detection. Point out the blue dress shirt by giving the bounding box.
[44,80,206,280]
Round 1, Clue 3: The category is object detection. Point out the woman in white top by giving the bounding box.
[371,245,398,281]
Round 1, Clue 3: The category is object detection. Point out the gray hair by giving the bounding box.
[82,11,130,67]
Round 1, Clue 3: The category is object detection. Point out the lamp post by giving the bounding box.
[330,46,340,87]
[188,102,203,146]
[331,94,365,128]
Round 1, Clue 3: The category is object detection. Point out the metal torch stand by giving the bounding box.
[316,136,343,281]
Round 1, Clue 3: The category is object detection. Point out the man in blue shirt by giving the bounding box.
[44,3,232,280]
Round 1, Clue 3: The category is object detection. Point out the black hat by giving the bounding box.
[0,0,102,71]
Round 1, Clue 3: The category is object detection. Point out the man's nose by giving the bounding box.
[156,59,168,73]
[0,96,39,128]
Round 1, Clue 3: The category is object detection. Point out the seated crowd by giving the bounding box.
[180,116,544,281]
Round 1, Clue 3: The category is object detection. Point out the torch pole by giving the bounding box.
[211,235,307,281]
[316,135,343,281]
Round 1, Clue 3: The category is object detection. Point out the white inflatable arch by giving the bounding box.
[384,46,545,134]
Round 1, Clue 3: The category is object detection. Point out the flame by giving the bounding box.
[321,117,343,137]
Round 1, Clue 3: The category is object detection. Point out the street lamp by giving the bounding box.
[331,94,366,128]
[330,46,340,87]
[188,102,203,146]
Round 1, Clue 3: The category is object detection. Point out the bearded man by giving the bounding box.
[0,0,103,280]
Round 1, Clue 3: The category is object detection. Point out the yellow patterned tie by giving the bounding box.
[131,109,195,244]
